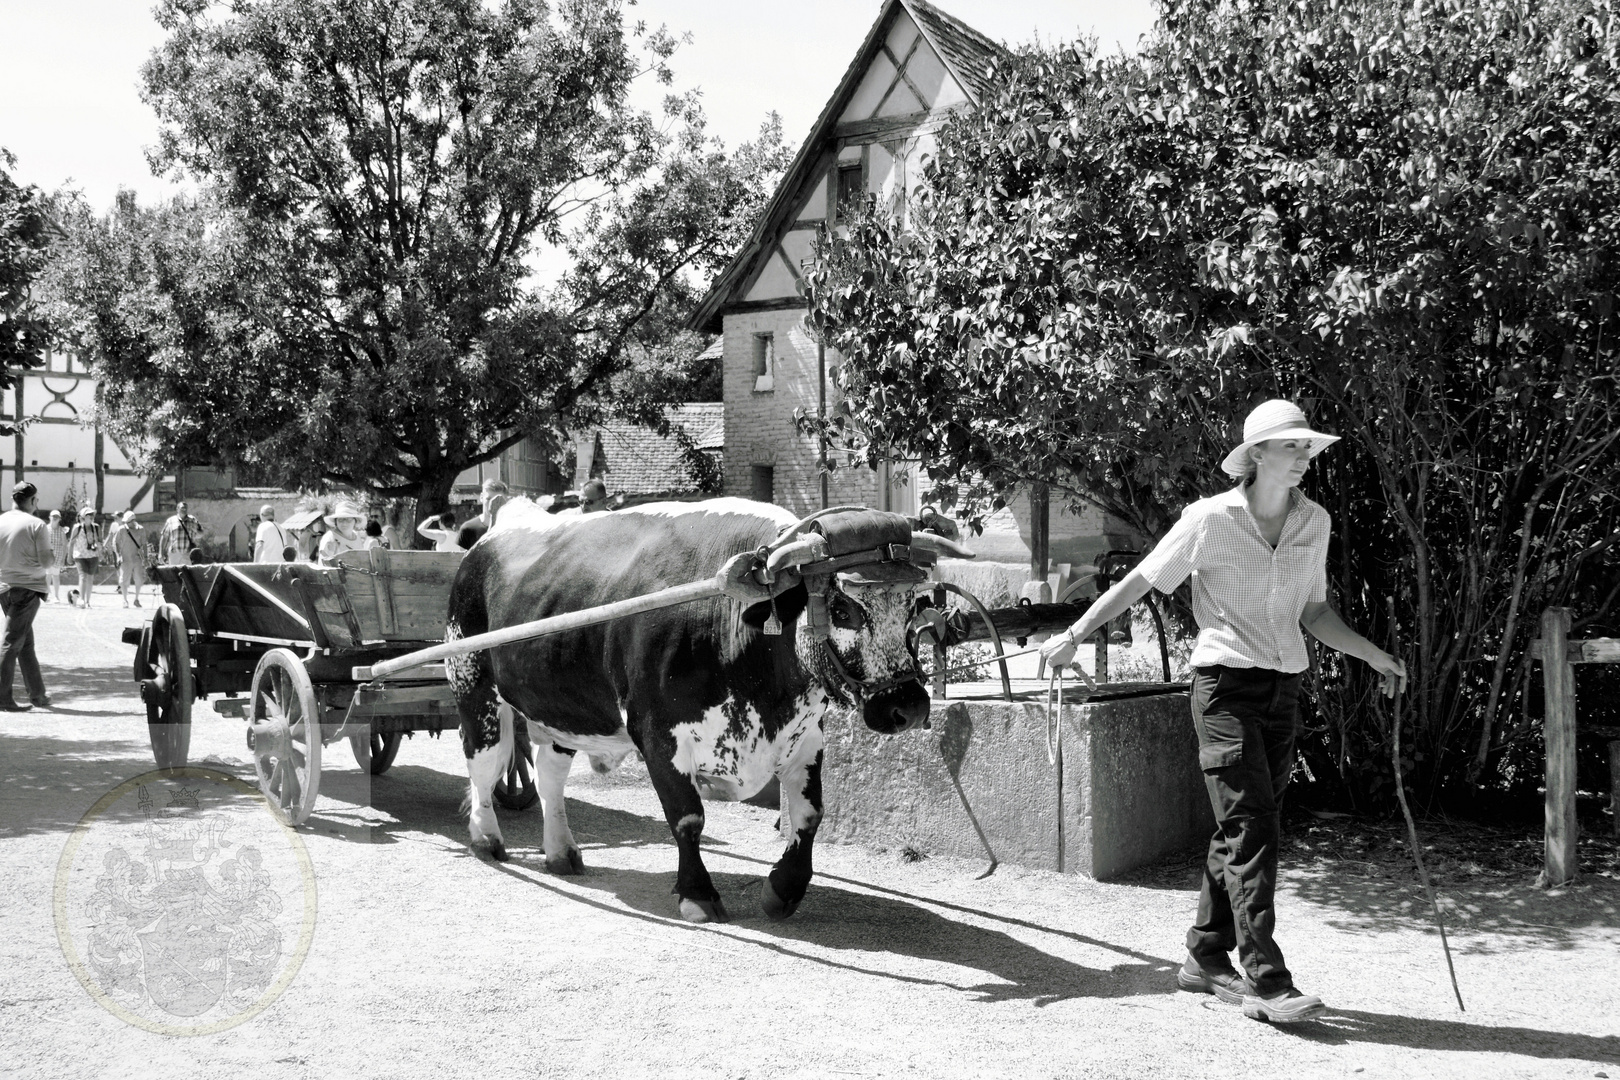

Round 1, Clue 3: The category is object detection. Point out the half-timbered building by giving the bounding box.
[689,0,1136,586]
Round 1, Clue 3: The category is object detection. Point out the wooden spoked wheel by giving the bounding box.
[142,604,193,771]
[493,721,538,810]
[349,729,403,775]
[248,648,322,825]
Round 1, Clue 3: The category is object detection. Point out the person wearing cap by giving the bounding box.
[67,509,104,608]
[0,482,53,709]
[106,510,150,607]
[317,500,370,565]
[158,501,205,565]
[1039,399,1405,1024]
[45,510,67,603]
[253,505,293,564]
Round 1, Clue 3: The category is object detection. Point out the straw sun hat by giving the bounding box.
[325,499,366,527]
[1220,399,1341,479]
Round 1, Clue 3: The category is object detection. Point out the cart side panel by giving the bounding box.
[335,550,462,642]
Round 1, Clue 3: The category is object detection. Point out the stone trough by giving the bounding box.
[819,681,1214,880]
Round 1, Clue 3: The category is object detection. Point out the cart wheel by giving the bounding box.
[248,648,322,825]
[349,730,403,775]
[133,622,155,683]
[143,605,192,771]
[494,723,538,810]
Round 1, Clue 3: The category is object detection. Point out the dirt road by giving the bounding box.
[1,593,1616,1079]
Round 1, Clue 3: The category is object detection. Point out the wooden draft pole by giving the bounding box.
[356,579,722,681]
[1389,597,1465,1012]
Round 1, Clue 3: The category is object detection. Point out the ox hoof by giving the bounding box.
[488,839,509,863]
[678,897,729,924]
[761,879,800,921]
[546,848,585,875]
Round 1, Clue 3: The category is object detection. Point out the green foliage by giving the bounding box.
[40,191,314,473]
[0,148,52,422]
[107,0,785,525]
[805,0,1620,800]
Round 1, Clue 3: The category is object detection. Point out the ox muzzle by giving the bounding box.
[861,679,931,734]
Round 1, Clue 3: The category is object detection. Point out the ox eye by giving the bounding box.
[829,596,865,631]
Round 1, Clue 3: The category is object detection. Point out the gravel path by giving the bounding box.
[1,591,1616,1079]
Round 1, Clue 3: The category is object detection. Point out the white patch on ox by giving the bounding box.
[466,701,514,856]
[621,497,797,527]
[486,495,595,539]
[444,621,480,699]
[670,688,828,803]
[803,586,920,695]
[524,717,638,762]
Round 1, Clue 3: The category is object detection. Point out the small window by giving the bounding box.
[835,163,863,221]
[751,466,775,504]
[752,333,774,392]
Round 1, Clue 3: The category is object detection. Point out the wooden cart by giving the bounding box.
[123,548,536,824]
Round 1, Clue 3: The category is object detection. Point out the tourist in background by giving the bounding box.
[253,505,292,563]
[318,501,369,565]
[363,519,385,550]
[107,511,149,608]
[45,509,66,603]
[0,483,52,710]
[416,510,463,551]
[380,502,405,552]
[67,509,103,609]
[158,501,205,565]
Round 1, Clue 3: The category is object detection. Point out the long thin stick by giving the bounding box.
[1388,596,1465,1011]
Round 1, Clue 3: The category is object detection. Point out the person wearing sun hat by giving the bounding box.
[1040,399,1405,1024]
[317,499,370,565]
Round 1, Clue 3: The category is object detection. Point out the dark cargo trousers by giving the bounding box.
[1186,665,1302,996]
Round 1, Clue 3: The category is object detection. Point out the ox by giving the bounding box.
[446,498,966,922]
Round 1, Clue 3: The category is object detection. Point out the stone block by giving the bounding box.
[820,689,1212,879]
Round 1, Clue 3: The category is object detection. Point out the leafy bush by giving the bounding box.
[806,0,1620,802]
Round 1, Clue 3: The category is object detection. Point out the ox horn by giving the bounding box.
[910,532,977,560]
[765,534,830,577]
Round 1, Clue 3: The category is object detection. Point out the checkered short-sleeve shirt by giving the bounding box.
[1135,487,1330,673]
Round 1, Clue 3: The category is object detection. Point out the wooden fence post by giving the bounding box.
[1609,739,1620,839]
[1542,607,1578,886]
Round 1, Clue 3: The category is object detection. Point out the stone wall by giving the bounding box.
[819,690,1213,879]
[722,307,876,516]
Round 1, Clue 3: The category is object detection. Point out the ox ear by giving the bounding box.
[740,583,808,630]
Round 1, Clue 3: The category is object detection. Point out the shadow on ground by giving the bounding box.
[1292,1008,1620,1065]
[35,663,140,714]
[0,729,163,838]
[496,856,1174,1007]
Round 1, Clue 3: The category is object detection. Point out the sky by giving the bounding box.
[0,0,1160,212]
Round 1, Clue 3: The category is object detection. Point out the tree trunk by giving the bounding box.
[412,471,458,550]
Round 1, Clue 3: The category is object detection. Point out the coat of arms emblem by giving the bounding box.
[55,768,316,1035]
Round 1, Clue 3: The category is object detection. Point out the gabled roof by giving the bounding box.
[687,0,1005,334]
[590,403,724,497]
[906,0,1002,102]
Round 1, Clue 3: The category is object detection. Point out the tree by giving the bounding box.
[0,148,53,430]
[132,0,786,526]
[41,191,315,476]
[805,0,1620,800]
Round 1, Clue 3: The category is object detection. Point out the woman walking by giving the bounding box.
[1040,400,1405,1024]
[67,510,104,609]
